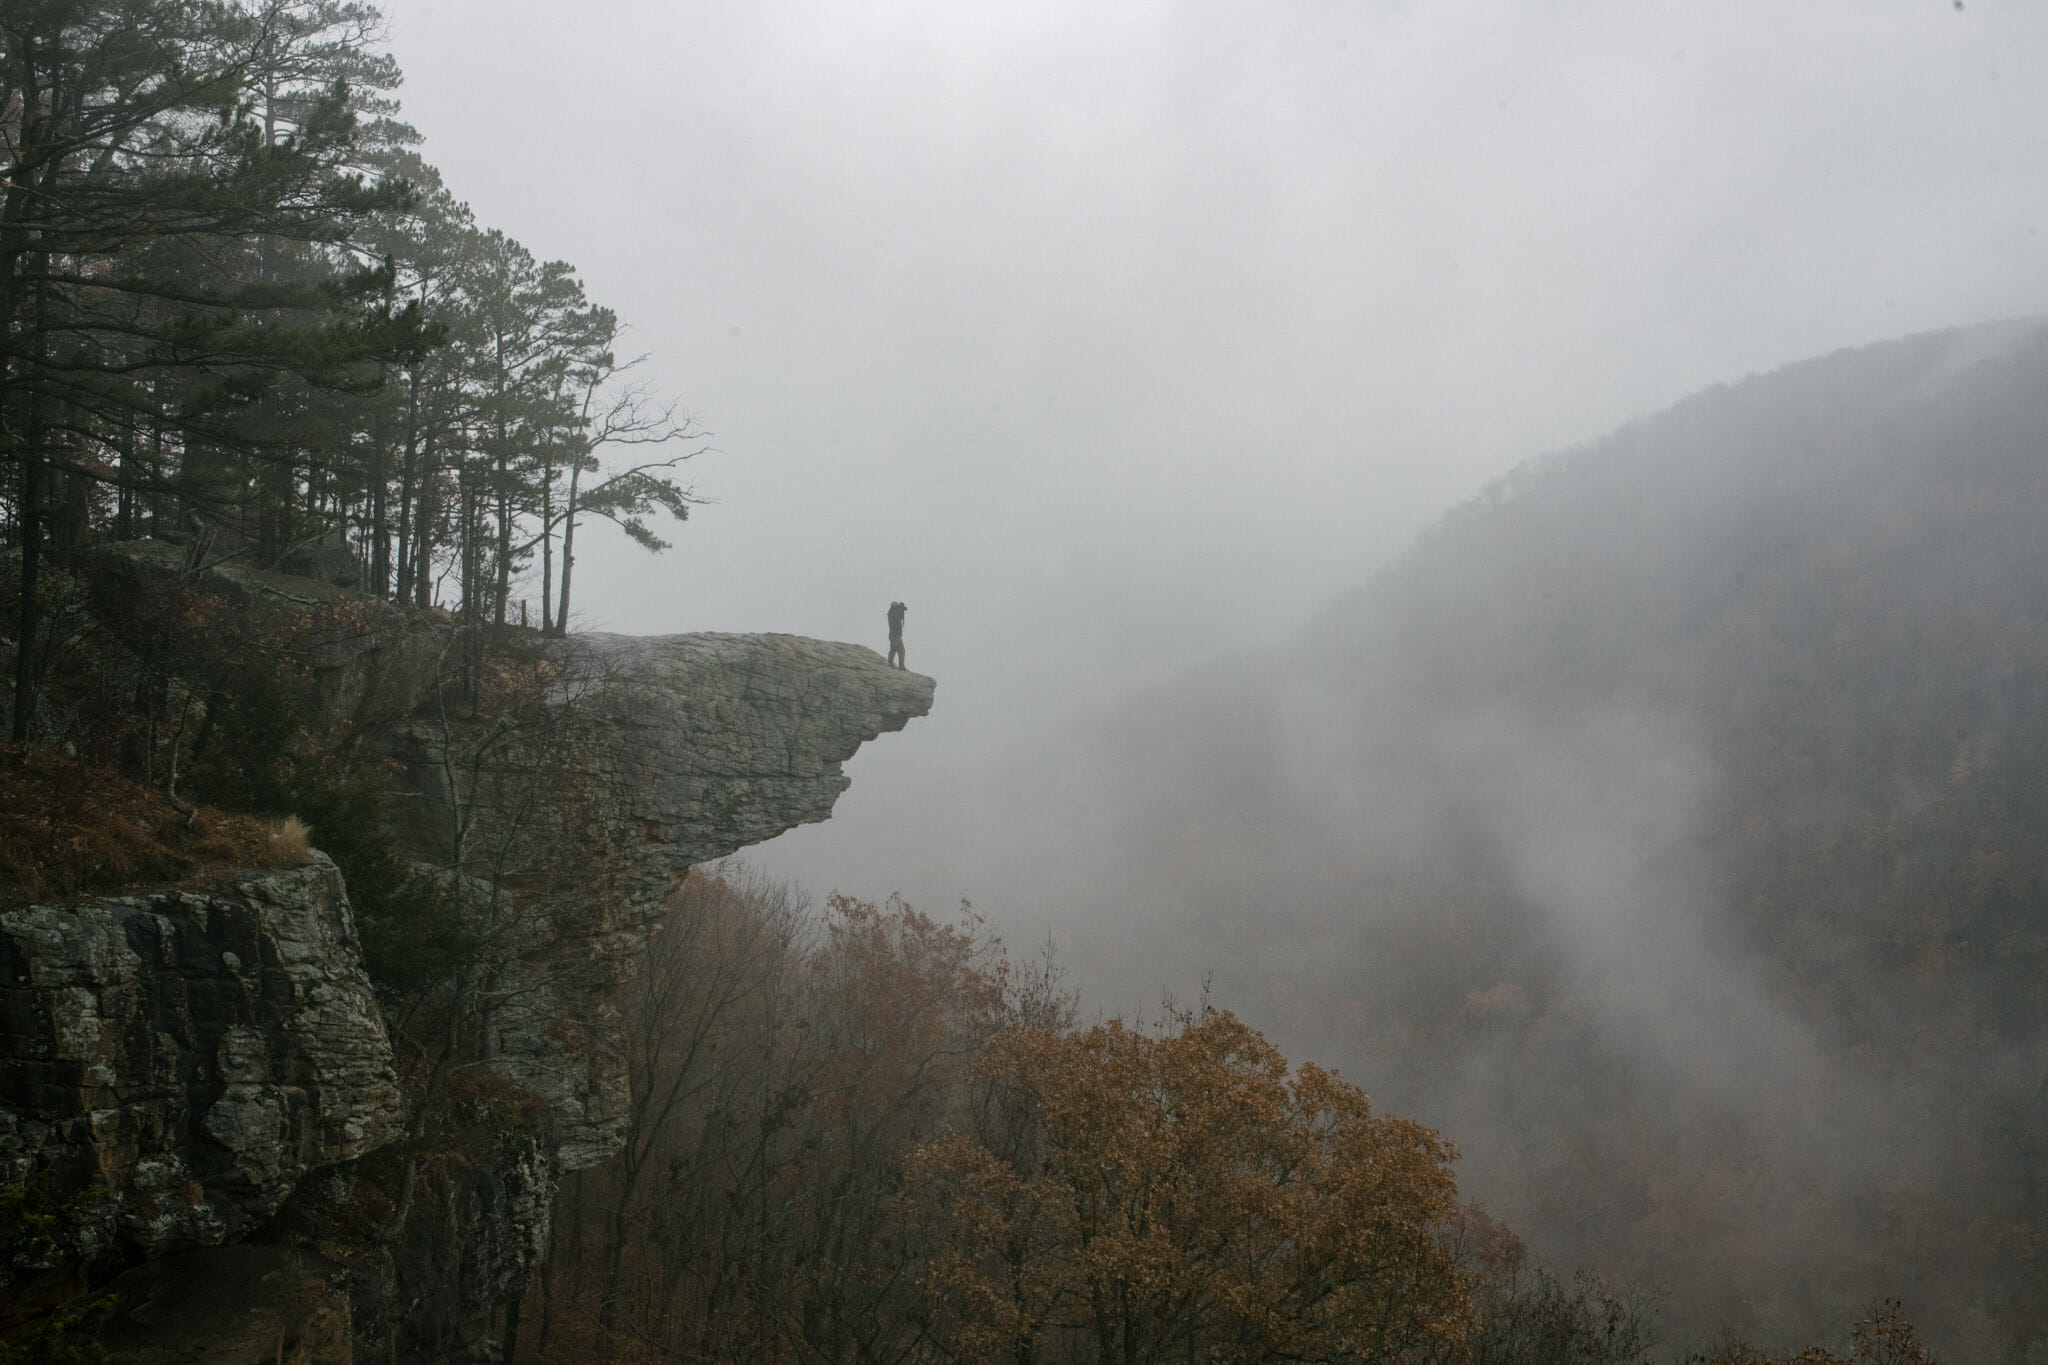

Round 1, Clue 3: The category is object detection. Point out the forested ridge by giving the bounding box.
[1043,320,2048,1360]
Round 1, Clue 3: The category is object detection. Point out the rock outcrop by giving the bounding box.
[384,632,936,1169]
[389,632,935,897]
[0,596,937,1361]
[0,859,399,1283]
[568,631,936,879]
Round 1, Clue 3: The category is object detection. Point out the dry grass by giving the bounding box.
[0,750,282,910]
[264,814,313,867]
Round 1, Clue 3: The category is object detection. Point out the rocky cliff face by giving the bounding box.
[0,859,398,1286]
[389,631,936,903]
[384,631,936,1169]
[1,584,937,1360]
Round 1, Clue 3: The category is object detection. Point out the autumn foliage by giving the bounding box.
[534,872,1945,1365]
[530,871,1485,1364]
[914,1012,1469,1363]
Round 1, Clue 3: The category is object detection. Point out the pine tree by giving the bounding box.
[0,0,425,740]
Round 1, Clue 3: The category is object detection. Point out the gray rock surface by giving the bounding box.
[0,859,400,1274]
[390,632,935,890]
[0,621,935,1361]
[385,632,936,1168]
[580,631,936,870]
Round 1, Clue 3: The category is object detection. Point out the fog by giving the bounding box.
[385,0,2048,799]
[386,1,2048,1348]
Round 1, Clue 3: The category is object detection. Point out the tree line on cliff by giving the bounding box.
[0,0,701,746]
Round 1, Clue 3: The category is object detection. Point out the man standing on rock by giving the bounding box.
[887,601,907,669]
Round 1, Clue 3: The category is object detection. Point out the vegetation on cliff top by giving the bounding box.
[0,750,297,909]
[0,0,702,752]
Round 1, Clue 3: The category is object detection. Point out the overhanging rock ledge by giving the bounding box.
[382,631,937,1170]
[549,631,935,897]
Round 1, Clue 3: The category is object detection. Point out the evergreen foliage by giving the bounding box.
[167,637,467,994]
[0,0,702,747]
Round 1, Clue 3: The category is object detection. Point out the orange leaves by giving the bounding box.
[567,876,1486,1364]
[915,1009,1474,1363]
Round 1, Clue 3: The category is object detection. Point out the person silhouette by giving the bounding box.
[886,600,907,669]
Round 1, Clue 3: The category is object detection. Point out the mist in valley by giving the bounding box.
[377,1,2048,1355]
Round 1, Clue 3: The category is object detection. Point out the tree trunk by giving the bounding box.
[9,262,52,746]
[147,408,164,536]
[539,448,555,635]
[554,463,581,636]
[413,434,439,608]
[3,87,48,747]
[116,428,133,541]
[394,350,425,600]
[501,1291,524,1364]
[493,445,511,629]
[370,379,390,595]
[535,1248,556,1356]
[597,1199,629,1350]
[12,446,43,745]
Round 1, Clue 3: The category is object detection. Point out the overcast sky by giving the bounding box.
[383,0,2048,917]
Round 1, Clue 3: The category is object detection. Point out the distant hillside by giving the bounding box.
[1059,320,2048,1359]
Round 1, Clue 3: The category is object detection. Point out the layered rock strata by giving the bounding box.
[0,608,936,1360]
[0,859,399,1277]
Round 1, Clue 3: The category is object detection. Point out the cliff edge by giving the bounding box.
[1,591,937,1359]
[383,631,936,1169]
